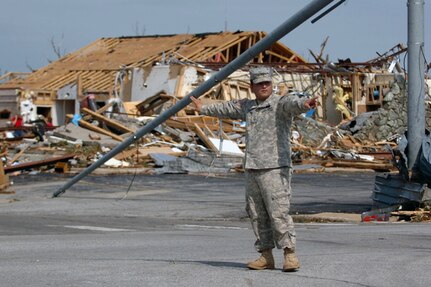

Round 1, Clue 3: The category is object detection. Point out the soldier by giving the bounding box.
[191,66,317,272]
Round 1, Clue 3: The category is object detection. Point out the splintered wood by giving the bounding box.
[391,209,431,222]
[0,159,10,191]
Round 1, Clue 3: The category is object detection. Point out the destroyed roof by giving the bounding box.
[0,31,307,94]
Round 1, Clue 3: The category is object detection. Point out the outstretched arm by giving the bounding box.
[190,96,203,112]
[281,94,319,117]
[191,96,246,120]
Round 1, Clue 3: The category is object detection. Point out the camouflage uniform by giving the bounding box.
[201,89,309,252]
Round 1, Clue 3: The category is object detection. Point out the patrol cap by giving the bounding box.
[249,66,273,84]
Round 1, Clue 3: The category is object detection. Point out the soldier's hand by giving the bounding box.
[304,96,318,109]
[190,96,203,112]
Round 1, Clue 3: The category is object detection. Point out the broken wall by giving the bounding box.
[351,75,431,143]
[55,83,80,126]
[130,65,190,102]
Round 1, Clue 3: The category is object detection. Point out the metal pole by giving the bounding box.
[407,0,426,169]
[53,0,335,197]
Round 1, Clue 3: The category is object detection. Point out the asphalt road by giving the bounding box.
[1,171,430,287]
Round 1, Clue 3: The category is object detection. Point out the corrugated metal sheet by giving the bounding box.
[372,173,427,208]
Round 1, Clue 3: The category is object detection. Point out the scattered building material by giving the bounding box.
[81,108,135,134]
[136,92,173,116]
[0,157,10,191]
[391,209,431,222]
[323,159,394,171]
[0,26,429,185]
[361,205,399,222]
[0,31,306,127]
[66,114,124,142]
[54,161,70,173]
[3,154,75,174]
[371,173,430,208]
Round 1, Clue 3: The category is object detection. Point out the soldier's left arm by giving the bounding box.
[280,94,315,116]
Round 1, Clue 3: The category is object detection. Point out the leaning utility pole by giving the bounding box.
[407,0,426,169]
[53,0,337,197]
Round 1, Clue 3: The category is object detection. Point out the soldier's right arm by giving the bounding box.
[201,99,247,120]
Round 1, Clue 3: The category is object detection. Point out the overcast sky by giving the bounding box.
[1,0,429,73]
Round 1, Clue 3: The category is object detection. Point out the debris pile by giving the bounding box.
[1,32,430,218]
[343,75,431,143]
[1,86,400,181]
[391,205,431,222]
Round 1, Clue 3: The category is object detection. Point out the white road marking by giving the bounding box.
[175,224,248,230]
[62,225,135,232]
[297,223,357,227]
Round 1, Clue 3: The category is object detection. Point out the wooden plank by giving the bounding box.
[9,146,28,164]
[221,130,230,140]
[203,125,216,138]
[82,101,115,121]
[193,123,218,153]
[391,211,431,216]
[0,160,9,190]
[66,114,123,141]
[81,108,134,133]
[323,160,394,170]
[138,146,186,157]
[165,117,240,133]
[95,101,115,114]
[166,119,219,132]
[4,154,75,174]
[174,67,186,98]
[265,50,295,63]
[114,148,139,161]
[136,92,172,116]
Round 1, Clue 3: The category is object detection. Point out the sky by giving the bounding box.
[0,0,429,73]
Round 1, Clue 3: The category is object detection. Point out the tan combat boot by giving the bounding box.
[246,249,275,270]
[282,248,300,272]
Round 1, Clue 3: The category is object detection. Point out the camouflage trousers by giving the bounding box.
[245,167,296,252]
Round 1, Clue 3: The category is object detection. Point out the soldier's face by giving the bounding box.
[251,81,273,101]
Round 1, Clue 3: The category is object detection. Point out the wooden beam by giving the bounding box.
[0,160,9,191]
[66,114,123,141]
[82,101,115,121]
[9,146,28,165]
[95,101,115,114]
[165,117,240,133]
[323,160,394,171]
[4,154,75,174]
[81,108,134,134]
[265,50,294,63]
[192,123,218,153]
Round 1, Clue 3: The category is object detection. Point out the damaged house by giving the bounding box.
[0,31,413,129]
[0,31,308,127]
[1,31,429,175]
[1,30,431,217]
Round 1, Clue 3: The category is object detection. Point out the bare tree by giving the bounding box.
[19,34,67,71]
[25,60,36,72]
[47,33,67,63]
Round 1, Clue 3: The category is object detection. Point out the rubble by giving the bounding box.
[0,73,413,179]
[0,85,400,181]
[391,207,431,222]
[1,32,430,221]
[343,75,431,143]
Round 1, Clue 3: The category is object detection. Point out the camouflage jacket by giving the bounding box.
[201,93,309,169]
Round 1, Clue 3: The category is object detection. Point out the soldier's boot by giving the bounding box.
[246,249,275,270]
[282,248,300,272]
